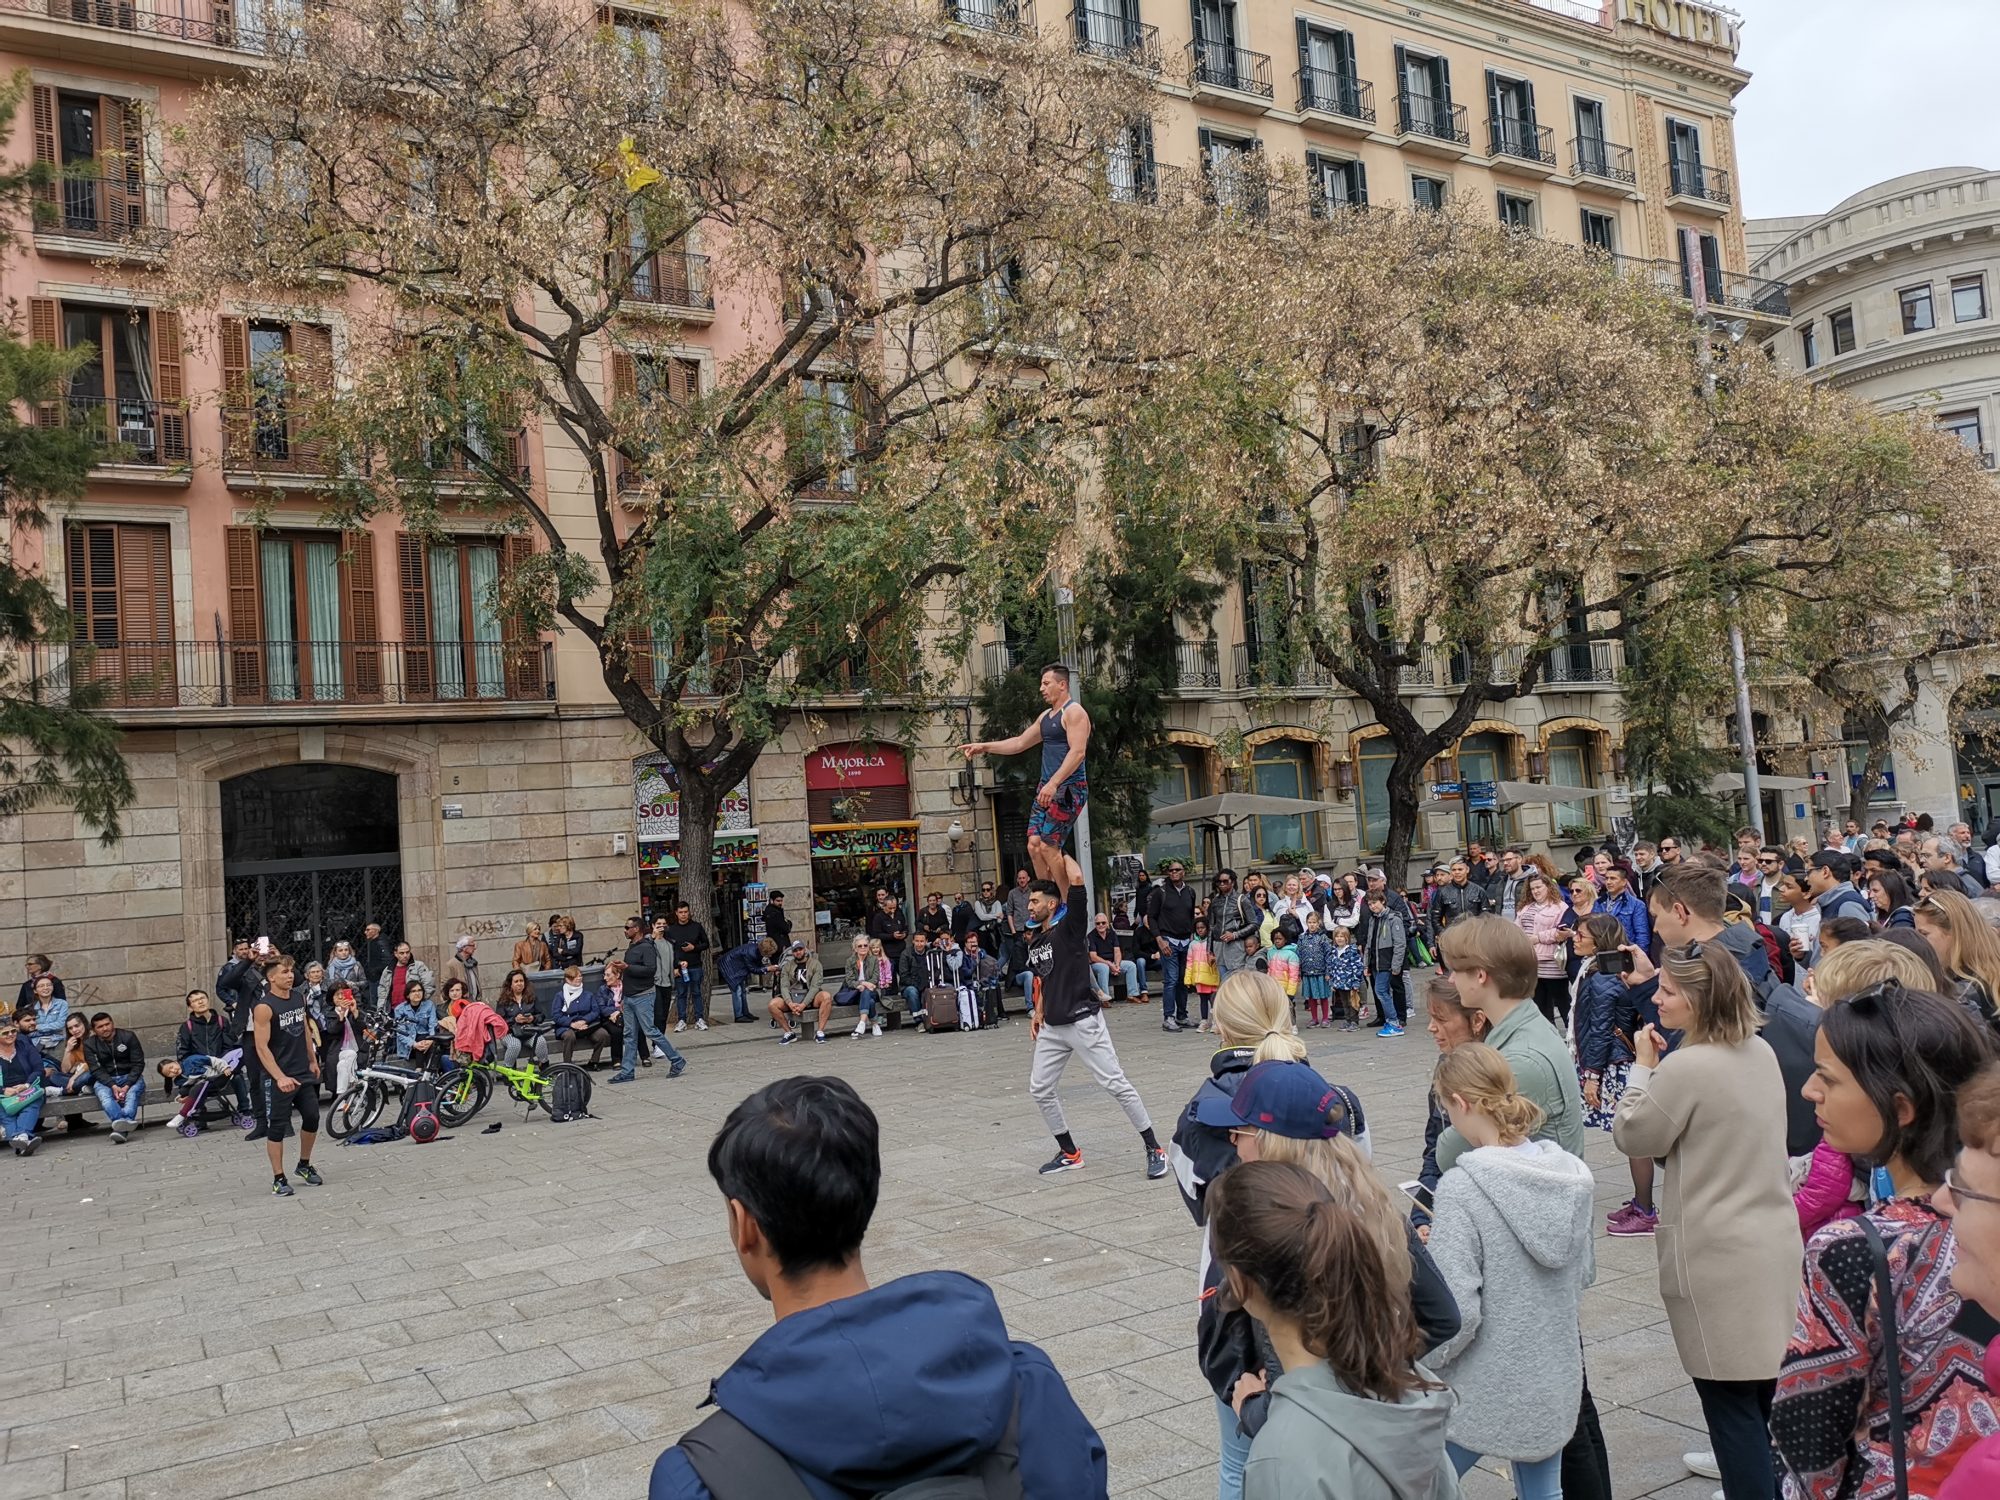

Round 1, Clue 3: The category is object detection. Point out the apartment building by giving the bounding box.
[1751,167,2000,834]
[0,0,1779,1035]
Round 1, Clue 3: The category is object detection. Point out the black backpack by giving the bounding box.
[678,1397,1022,1500]
[547,1065,592,1123]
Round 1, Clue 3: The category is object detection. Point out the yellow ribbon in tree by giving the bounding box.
[617,136,661,192]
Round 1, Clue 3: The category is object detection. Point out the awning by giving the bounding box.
[1424,781,1603,808]
[1148,792,1342,829]
[1707,773,1818,794]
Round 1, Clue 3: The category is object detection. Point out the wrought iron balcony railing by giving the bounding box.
[1570,136,1636,184]
[626,250,714,312]
[1186,40,1274,99]
[1394,94,1470,146]
[1488,117,1556,167]
[1668,159,1731,206]
[1296,68,1374,123]
[1069,5,1159,69]
[35,394,189,467]
[940,0,1034,38]
[33,163,168,247]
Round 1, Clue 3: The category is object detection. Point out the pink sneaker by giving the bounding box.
[1606,1205,1658,1237]
[1605,1198,1638,1224]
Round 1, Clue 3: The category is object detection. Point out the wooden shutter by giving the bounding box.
[225,525,265,700]
[117,524,174,705]
[1296,19,1312,105]
[338,531,382,699]
[668,356,699,403]
[1521,78,1537,133]
[219,315,250,463]
[1352,159,1369,207]
[28,297,61,425]
[30,86,56,219]
[504,427,528,480]
[151,308,187,463]
[287,322,334,467]
[1437,53,1452,109]
[1392,43,1408,125]
[608,349,636,490]
[210,2,234,46]
[500,534,540,699]
[396,532,434,700]
[101,95,145,232]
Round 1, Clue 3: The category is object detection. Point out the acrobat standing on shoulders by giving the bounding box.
[961,662,1089,885]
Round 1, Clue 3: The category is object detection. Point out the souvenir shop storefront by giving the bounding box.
[633,754,758,950]
[806,742,918,964]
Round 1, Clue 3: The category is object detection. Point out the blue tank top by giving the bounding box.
[1040,705,1080,783]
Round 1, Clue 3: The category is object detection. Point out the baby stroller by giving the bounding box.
[173,1048,245,1138]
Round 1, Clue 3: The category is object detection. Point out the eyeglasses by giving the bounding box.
[1944,1164,2000,1208]
[1659,842,1679,852]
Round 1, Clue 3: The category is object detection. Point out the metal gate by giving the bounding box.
[222,857,404,970]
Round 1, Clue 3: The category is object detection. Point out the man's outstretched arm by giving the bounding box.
[961,716,1043,760]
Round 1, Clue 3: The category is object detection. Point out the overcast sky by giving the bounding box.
[1733,0,2000,221]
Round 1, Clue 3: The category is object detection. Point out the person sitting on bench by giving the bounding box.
[768,941,834,1044]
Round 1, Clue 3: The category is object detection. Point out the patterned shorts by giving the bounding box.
[1583,1061,1630,1132]
[1027,774,1088,846]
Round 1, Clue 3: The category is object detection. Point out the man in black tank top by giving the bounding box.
[252,956,324,1196]
[960,664,1092,885]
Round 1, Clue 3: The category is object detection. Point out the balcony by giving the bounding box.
[1108,159,1188,207]
[1487,118,1557,175]
[940,0,1034,38]
[0,0,291,73]
[1185,40,1274,107]
[1234,643,1336,693]
[1394,95,1471,155]
[1541,639,1620,687]
[1174,640,1221,690]
[1295,69,1374,133]
[36,395,189,474]
[1069,5,1160,70]
[222,408,338,486]
[33,165,169,257]
[1666,159,1731,214]
[23,639,557,717]
[1570,136,1638,192]
[625,250,714,318]
[1608,253,1790,324]
[1199,160,1270,222]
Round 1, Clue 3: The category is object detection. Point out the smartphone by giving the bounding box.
[1397,1180,1434,1213]
[1594,950,1634,976]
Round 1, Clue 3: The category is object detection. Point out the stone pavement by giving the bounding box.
[3,989,1718,1500]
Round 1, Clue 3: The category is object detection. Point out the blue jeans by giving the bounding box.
[1089,961,1113,998]
[1448,1443,1562,1500]
[1215,1396,1250,1500]
[1120,958,1145,1000]
[94,1078,144,1123]
[1372,972,1402,1026]
[728,977,750,1020]
[618,990,684,1074]
[672,967,704,1023]
[2,1092,42,1139]
[1160,939,1189,1021]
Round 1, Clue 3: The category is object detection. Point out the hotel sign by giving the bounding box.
[1615,0,1741,52]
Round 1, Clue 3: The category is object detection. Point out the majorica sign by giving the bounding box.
[1615,0,1741,53]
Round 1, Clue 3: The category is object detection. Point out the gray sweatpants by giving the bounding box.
[1028,1012,1152,1138]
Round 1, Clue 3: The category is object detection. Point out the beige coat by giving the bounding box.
[1612,1035,1802,1381]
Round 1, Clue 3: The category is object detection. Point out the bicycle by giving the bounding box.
[431,1043,588,1125]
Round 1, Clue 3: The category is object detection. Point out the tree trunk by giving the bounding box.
[1381,743,1429,890]
[672,767,724,947]
[1846,728,1890,830]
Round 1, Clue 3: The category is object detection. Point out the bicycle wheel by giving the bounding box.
[327,1080,386,1139]
[434,1066,492,1127]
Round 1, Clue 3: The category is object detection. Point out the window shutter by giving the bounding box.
[1074,0,1089,45]
[1392,44,1409,125]
[500,534,540,699]
[1485,69,1501,147]
[100,95,146,232]
[339,531,382,699]
[1675,228,1693,298]
[1521,77,1537,131]
[1187,0,1203,44]
[31,86,56,217]
[396,532,434,699]
[151,308,187,463]
[287,322,334,467]
[1353,159,1369,206]
[28,298,61,425]
[225,525,265,699]
[1437,53,1452,106]
[117,524,175,705]
[1296,19,1312,104]
[608,350,636,490]
[219,315,250,463]
[505,427,528,480]
[210,2,234,45]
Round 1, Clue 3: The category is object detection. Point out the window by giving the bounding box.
[1145,747,1208,872]
[1953,274,1988,323]
[1106,120,1158,204]
[219,317,334,471]
[1296,22,1359,115]
[1307,152,1367,215]
[1573,97,1609,175]
[1900,284,1935,335]
[1356,735,1394,852]
[1937,409,1986,463]
[1485,71,1538,157]
[1666,117,1704,194]
[797,376,859,493]
[1199,129,1263,218]
[1191,0,1242,85]
[608,6,668,65]
[64,522,175,706]
[608,349,701,489]
[31,85,148,241]
[242,136,312,221]
[1798,321,1819,369]
[1546,728,1599,836]
[27,299,186,465]
[1579,209,1615,253]
[1452,731,1518,846]
[395,533,537,701]
[1496,192,1534,232]
[1076,0,1147,62]
[1675,229,1722,303]
[224,526,382,705]
[1250,740,1321,860]
[1829,306,1856,356]
[1395,47,1453,137]
[1411,174,1447,211]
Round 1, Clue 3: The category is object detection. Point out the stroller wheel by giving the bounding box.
[178,1120,202,1138]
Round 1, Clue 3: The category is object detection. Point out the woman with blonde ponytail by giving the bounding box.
[1424,1044,1594,1500]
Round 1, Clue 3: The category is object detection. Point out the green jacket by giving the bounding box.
[1435,1001,1586,1174]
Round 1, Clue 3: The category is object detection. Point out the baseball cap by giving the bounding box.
[790,938,807,952]
[1193,1060,1364,1141]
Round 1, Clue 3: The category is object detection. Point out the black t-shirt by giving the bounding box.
[1088,930,1119,963]
[919,905,952,940]
[1028,885,1096,1027]
[763,905,792,949]
[258,992,315,1080]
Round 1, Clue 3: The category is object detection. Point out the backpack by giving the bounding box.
[547,1065,592,1123]
[399,1073,442,1142]
[678,1395,1022,1500]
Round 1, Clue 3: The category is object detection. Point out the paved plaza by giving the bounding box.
[5,992,1718,1500]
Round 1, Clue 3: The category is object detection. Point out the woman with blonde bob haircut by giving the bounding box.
[1810,938,1940,1007]
[1613,943,1800,1500]
[1912,887,2000,1026]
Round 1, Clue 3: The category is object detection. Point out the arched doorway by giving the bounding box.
[222,764,404,966]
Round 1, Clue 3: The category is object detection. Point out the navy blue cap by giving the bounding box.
[1193,1060,1361,1140]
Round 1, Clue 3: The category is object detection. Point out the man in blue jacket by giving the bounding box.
[650,1075,1108,1500]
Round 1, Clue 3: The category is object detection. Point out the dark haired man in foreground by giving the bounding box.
[650,1075,1107,1499]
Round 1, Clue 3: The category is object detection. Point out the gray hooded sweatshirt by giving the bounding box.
[1424,1139,1596,1462]
[1244,1361,1460,1500]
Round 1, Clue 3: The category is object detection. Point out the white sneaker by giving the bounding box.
[852,1018,868,1037]
[1683,1453,1722,1481]
[871,1021,883,1037]
[694,1019,707,1031]
[672,1020,686,1033]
